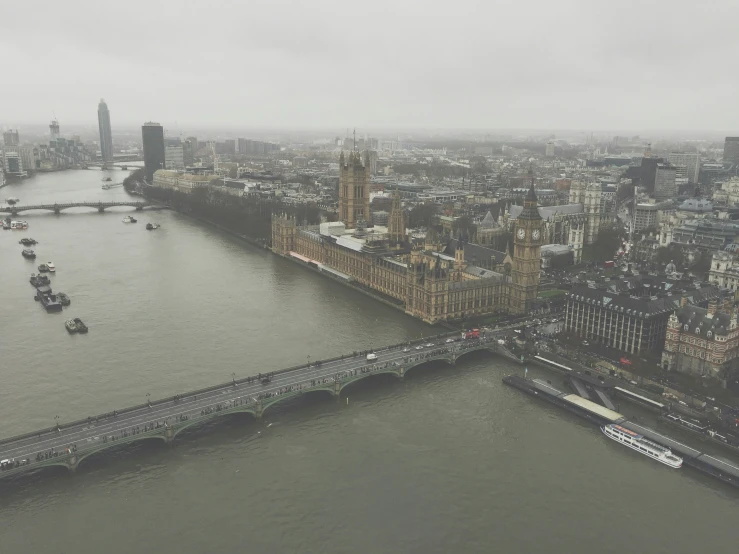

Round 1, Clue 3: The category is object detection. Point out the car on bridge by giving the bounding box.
[366,353,378,361]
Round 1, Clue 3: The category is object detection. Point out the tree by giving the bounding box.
[589,222,626,262]
[409,202,438,228]
[690,250,712,278]
[122,168,145,193]
[452,215,476,240]
[655,244,685,268]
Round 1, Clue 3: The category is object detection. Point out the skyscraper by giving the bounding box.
[724,137,739,165]
[97,99,113,163]
[142,122,165,182]
[3,129,19,146]
[654,163,677,202]
[49,120,60,141]
[667,152,700,184]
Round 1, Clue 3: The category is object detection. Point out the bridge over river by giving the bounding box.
[0,201,166,215]
[0,330,522,479]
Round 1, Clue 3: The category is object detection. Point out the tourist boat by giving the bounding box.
[146,223,160,230]
[19,238,37,245]
[46,262,56,272]
[65,319,78,333]
[10,220,28,230]
[35,291,62,313]
[30,273,51,287]
[22,249,36,259]
[37,263,49,273]
[73,318,88,333]
[5,197,19,205]
[122,216,137,223]
[601,423,682,468]
[56,292,70,306]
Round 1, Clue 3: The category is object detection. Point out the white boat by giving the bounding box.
[10,220,28,230]
[122,216,137,223]
[601,423,682,468]
[46,261,56,272]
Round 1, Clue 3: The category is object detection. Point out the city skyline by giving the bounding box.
[1,1,738,130]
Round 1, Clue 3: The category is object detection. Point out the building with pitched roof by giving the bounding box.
[272,153,543,322]
[564,274,721,354]
[662,297,739,383]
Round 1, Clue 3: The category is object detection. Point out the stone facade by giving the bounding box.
[338,151,371,229]
[272,168,543,324]
[662,299,739,384]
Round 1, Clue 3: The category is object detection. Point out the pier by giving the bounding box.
[0,331,522,479]
[503,374,739,488]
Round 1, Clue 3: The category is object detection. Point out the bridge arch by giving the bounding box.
[260,387,336,418]
[338,369,402,395]
[403,355,454,377]
[75,434,168,469]
[171,408,258,439]
[453,346,495,363]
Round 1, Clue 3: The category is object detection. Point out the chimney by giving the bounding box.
[707,298,718,316]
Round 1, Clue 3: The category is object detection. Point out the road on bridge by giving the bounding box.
[0,322,540,477]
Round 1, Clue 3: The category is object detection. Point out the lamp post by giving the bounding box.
[147,393,151,408]
[54,415,60,432]
[307,355,311,367]
[232,372,236,386]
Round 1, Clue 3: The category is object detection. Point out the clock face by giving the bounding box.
[517,228,525,239]
[532,229,540,240]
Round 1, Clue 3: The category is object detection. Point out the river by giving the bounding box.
[0,169,737,553]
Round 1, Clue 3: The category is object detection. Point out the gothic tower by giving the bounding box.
[584,183,602,244]
[387,189,406,245]
[339,150,371,229]
[510,182,543,315]
[271,214,296,255]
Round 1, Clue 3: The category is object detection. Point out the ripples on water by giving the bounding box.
[1,171,737,553]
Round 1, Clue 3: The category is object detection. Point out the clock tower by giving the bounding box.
[510,181,543,315]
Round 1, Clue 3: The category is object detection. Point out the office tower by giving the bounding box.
[142,122,165,182]
[640,156,664,193]
[165,145,185,170]
[49,120,60,141]
[545,141,555,157]
[97,99,114,163]
[667,152,700,184]
[654,163,677,202]
[183,139,194,166]
[724,137,739,165]
[3,129,19,146]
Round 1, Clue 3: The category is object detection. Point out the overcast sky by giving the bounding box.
[2,0,738,132]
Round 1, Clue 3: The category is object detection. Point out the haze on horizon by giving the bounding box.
[2,0,738,132]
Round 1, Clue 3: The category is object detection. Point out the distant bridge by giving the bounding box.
[0,331,524,479]
[0,201,167,215]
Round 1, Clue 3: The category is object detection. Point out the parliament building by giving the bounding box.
[272,150,543,323]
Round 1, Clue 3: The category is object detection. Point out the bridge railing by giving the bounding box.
[0,329,518,447]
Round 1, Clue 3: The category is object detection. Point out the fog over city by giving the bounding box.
[2,0,739,131]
